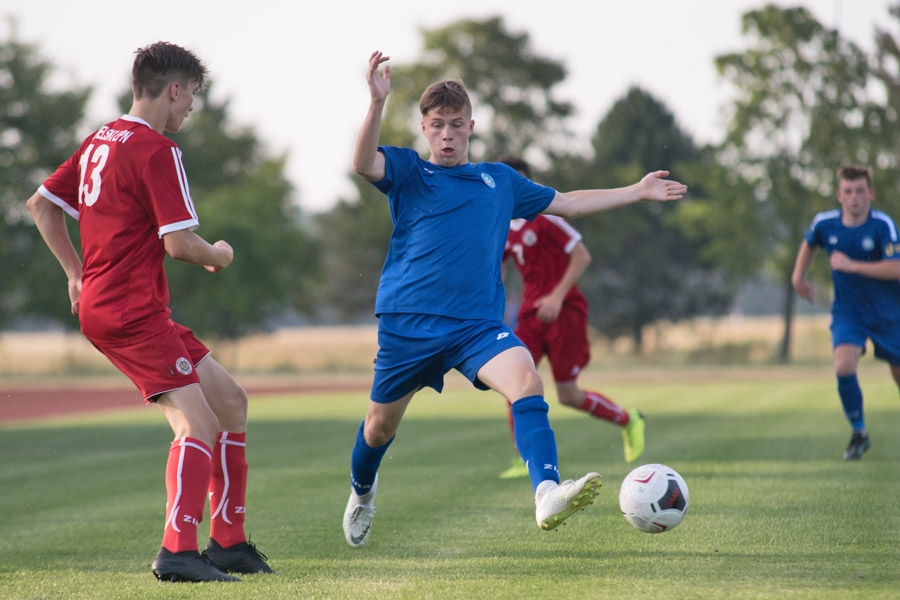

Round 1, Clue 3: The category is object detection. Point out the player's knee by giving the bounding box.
[230,385,249,414]
[363,420,396,447]
[834,361,857,377]
[833,345,861,376]
[178,414,220,448]
[556,387,581,408]
[520,368,543,397]
[217,387,248,429]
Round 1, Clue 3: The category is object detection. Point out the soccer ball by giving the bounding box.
[619,463,689,533]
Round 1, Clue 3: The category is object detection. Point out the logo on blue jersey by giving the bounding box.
[862,236,875,251]
[828,235,838,246]
[887,243,898,257]
[481,173,496,188]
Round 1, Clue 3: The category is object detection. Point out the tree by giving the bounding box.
[869,3,900,213]
[314,178,393,323]
[670,153,767,284]
[0,24,91,329]
[714,4,874,362]
[160,90,321,338]
[548,87,737,351]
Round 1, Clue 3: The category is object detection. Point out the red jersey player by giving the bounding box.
[26,42,271,582]
[499,156,646,478]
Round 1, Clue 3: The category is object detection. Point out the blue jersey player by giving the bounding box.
[342,50,688,547]
[792,165,900,460]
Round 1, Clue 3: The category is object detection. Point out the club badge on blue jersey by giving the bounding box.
[481,173,496,188]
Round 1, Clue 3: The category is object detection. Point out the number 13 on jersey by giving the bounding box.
[77,143,110,207]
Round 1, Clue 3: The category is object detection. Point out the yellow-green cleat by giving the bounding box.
[622,409,646,463]
[499,456,529,479]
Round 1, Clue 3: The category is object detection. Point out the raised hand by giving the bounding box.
[367,50,391,102]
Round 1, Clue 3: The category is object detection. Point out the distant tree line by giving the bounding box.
[3,4,900,361]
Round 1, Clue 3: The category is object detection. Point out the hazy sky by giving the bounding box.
[3,0,893,212]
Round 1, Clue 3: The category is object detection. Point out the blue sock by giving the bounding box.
[350,420,393,496]
[837,374,865,431]
[511,395,559,491]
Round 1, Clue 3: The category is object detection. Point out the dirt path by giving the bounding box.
[0,374,371,423]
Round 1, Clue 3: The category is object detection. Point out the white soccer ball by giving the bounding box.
[619,463,689,533]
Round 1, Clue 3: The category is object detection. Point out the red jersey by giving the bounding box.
[504,215,589,317]
[40,115,199,344]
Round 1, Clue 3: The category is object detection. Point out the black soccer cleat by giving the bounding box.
[151,547,241,583]
[204,538,273,574]
[842,431,871,460]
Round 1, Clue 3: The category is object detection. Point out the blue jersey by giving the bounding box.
[371,146,555,320]
[805,208,900,324]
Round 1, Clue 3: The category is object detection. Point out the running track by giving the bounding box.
[0,377,370,423]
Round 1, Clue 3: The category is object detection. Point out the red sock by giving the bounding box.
[162,438,212,553]
[209,432,248,548]
[580,390,630,425]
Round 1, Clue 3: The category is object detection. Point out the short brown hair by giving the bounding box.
[132,41,208,99]
[419,79,471,118]
[837,165,873,188]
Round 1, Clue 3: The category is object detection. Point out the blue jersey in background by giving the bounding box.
[805,208,900,325]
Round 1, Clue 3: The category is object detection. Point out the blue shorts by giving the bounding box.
[370,313,524,403]
[831,314,900,365]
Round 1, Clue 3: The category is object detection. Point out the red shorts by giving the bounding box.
[88,321,209,403]
[515,307,590,384]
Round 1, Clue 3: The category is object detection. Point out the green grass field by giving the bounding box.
[2,365,899,599]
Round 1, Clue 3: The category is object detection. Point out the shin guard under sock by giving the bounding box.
[350,420,394,496]
[209,431,248,548]
[511,395,559,491]
[837,374,865,431]
[162,437,212,553]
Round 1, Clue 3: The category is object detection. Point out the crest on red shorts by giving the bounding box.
[175,357,193,375]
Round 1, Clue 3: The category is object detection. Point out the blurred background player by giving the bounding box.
[791,164,900,460]
[498,156,645,479]
[343,50,686,548]
[26,42,271,582]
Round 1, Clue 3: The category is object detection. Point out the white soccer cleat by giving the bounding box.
[343,475,377,548]
[535,472,602,531]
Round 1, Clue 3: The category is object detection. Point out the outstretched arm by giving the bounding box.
[26,191,83,315]
[353,50,390,182]
[544,171,687,218]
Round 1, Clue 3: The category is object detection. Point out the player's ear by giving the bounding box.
[168,81,180,101]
